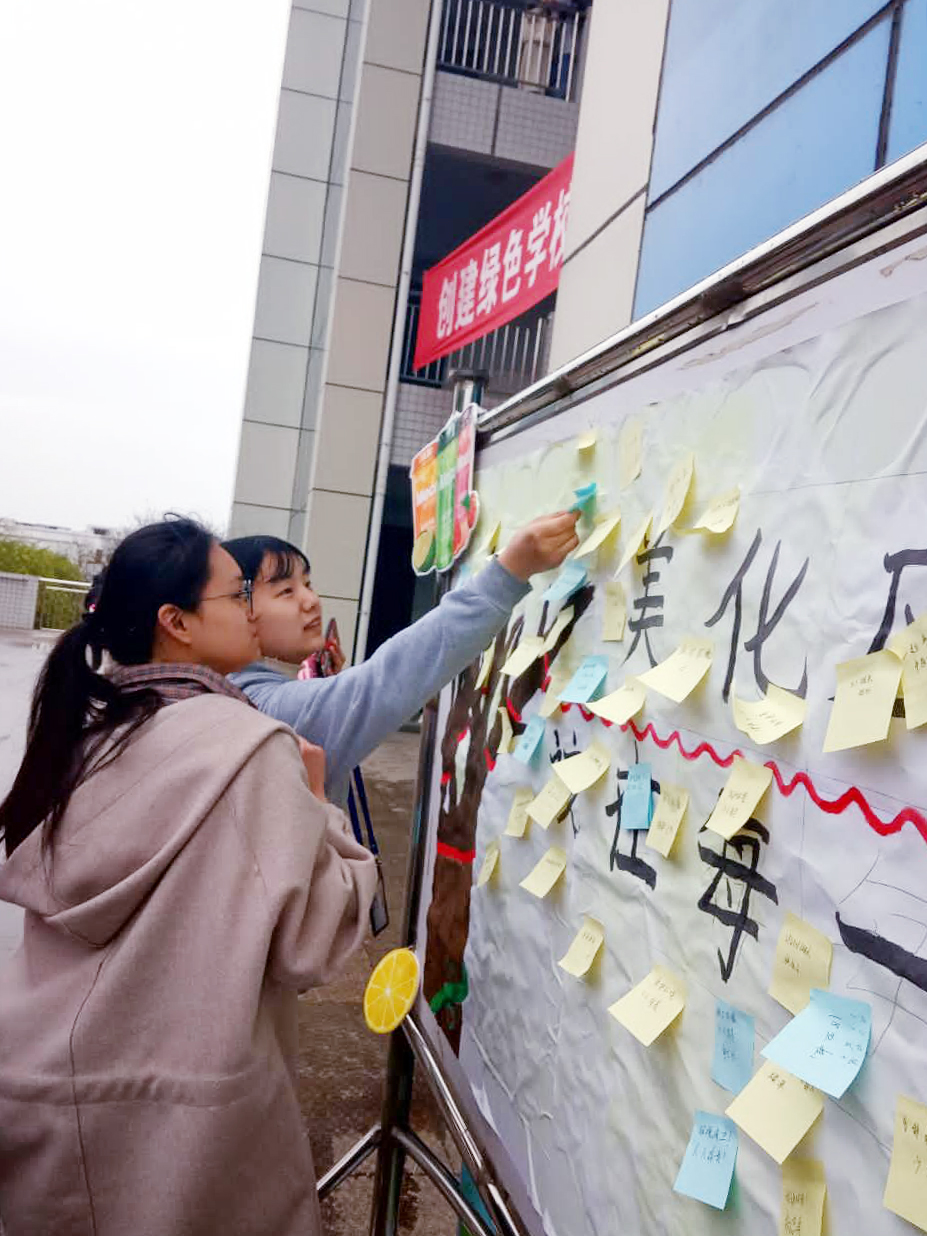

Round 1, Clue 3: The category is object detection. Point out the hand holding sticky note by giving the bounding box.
[705,756,773,840]
[558,916,604,977]
[559,656,609,704]
[762,989,871,1098]
[571,482,597,517]
[726,1061,823,1164]
[519,845,567,898]
[769,911,833,1014]
[712,1000,755,1095]
[621,763,653,829]
[823,649,902,752]
[673,1111,738,1210]
[637,637,712,702]
[608,965,686,1045]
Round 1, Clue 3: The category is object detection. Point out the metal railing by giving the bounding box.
[36,577,89,630]
[438,0,583,101]
[401,295,554,394]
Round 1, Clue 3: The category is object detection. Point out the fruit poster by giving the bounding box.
[410,403,480,575]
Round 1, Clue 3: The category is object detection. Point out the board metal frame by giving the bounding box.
[324,140,927,1236]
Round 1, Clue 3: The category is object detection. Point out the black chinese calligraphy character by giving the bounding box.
[605,758,659,890]
[697,816,779,981]
[867,548,927,652]
[705,528,808,702]
[550,726,581,836]
[624,534,673,669]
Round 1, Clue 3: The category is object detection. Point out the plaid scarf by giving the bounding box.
[108,663,253,707]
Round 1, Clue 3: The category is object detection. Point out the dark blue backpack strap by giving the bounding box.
[351,766,379,857]
[345,782,365,847]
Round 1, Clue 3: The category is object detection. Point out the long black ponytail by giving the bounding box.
[0,517,214,857]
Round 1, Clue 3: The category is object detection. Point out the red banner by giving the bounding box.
[413,152,574,370]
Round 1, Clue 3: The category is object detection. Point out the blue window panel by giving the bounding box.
[887,0,927,164]
[635,21,891,318]
[650,0,888,200]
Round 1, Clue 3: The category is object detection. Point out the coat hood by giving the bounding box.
[0,695,296,947]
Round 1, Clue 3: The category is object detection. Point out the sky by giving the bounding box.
[0,1,291,534]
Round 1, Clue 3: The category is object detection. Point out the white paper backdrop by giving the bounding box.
[417,232,927,1236]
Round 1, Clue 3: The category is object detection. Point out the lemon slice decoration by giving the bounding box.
[364,948,421,1034]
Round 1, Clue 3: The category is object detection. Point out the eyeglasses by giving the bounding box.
[201,578,254,615]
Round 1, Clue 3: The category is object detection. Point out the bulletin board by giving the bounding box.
[412,201,927,1236]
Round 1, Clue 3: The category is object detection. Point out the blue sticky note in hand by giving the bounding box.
[541,561,588,606]
[712,1000,755,1095]
[571,482,597,516]
[559,655,609,704]
[674,1111,738,1210]
[622,763,653,829]
[512,715,546,765]
[761,988,871,1098]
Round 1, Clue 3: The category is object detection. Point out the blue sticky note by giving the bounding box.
[712,1000,755,1095]
[541,561,588,606]
[762,988,871,1098]
[622,763,653,829]
[570,482,597,516]
[559,655,609,704]
[673,1111,738,1210]
[512,715,546,765]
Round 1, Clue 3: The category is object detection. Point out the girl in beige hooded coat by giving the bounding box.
[0,518,376,1236]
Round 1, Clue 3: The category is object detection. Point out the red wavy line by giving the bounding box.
[437,841,476,864]
[484,747,497,772]
[506,697,523,724]
[623,720,927,843]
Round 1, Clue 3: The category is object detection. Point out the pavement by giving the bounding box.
[0,628,457,1234]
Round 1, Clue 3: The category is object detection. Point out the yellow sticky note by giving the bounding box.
[646,783,689,857]
[519,845,567,898]
[538,666,571,719]
[608,965,686,1046]
[884,1094,927,1231]
[541,605,574,655]
[638,637,713,703]
[780,1158,826,1236]
[475,646,494,690]
[616,512,653,574]
[705,756,773,840]
[526,775,572,828]
[504,786,535,838]
[553,741,611,794]
[655,453,695,538]
[823,650,902,753]
[602,581,627,641]
[576,428,597,451]
[575,511,622,558]
[732,684,807,745]
[476,840,500,888]
[888,612,927,730]
[500,635,545,679]
[769,911,833,1014]
[692,486,740,534]
[589,679,646,726]
[726,1061,824,1164]
[480,521,501,555]
[558,916,604,977]
[619,418,643,489]
[497,706,513,755]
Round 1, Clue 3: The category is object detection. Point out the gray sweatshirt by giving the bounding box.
[231,558,530,805]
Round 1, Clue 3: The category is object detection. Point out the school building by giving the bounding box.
[228,0,927,659]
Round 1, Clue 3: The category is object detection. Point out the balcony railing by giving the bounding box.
[438,0,584,103]
[400,295,554,395]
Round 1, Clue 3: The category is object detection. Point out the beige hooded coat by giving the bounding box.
[0,693,377,1236]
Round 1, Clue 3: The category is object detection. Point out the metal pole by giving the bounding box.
[391,1129,496,1236]
[317,1126,381,1201]
[353,0,444,662]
